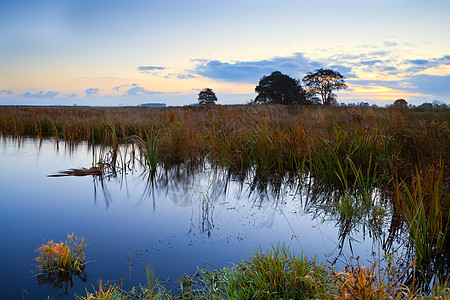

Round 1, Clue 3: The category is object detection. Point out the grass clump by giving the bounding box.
[219,245,331,299]
[175,244,332,299]
[36,233,87,274]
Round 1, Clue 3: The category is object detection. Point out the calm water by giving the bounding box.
[0,137,394,299]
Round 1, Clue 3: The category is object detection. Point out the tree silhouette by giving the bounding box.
[393,99,408,108]
[302,68,348,105]
[254,71,309,105]
[198,88,218,105]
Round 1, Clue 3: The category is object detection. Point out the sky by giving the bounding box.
[1,0,449,107]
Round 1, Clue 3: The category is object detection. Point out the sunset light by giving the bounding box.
[1,0,449,106]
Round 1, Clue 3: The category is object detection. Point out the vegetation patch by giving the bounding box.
[36,233,87,275]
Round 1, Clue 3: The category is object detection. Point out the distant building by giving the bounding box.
[139,103,166,107]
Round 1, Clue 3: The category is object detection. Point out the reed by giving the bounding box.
[128,131,159,173]
[392,160,449,269]
[307,125,392,189]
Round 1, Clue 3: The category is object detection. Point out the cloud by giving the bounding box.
[177,74,196,79]
[69,93,77,98]
[360,60,383,66]
[383,41,398,47]
[22,91,59,98]
[404,55,450,73]
[138,66,165,71]
[327,65,357,78]
[191,53,326,83]
[125,85,162,96]
[380,66,397,72]
[113,83,138,91]
[0,90,13,95]
[138,66,165,74]
[406,74,450,97]
[84,88,100,96]
[407,59,429,65]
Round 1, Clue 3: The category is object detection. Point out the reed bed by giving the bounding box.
[0,105,403,175]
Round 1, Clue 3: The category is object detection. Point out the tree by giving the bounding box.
[254,71,310,105]
[302,68,348,105]
[198,88,218,105]
[393,99,408,108]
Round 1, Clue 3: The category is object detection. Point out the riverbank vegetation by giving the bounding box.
[1,104,448,297]
[76,245,449,299]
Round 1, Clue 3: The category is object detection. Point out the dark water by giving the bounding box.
[0,138,394,299]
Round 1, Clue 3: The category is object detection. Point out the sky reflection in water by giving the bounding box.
[0,138,396,299]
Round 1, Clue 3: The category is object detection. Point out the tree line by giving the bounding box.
[198,68,348,106]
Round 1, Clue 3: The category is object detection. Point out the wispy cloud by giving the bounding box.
[176,74,196,79]
[383,41,398,47]
[84,88,100,96]
[23,91,59,98]
[113,83,138,91]
[0,90,13,95]
[125,85,163,96]
[138,66,166,74]
[360,60,383,66]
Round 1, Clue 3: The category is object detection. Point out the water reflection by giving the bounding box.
[3,138,442,297]
[36,271,87,297]
[85,156,396,256]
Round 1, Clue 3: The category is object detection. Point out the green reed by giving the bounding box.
[393,160,449,267]
[307,125,392,190]
[128,131,159,173]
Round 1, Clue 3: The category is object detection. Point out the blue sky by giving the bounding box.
[1,0,449,106]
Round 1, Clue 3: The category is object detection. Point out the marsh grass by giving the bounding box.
[73,244,450,299]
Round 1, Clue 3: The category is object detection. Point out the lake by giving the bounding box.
[0,137,396,299]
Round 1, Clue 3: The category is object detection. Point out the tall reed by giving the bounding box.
[392,159,449,271]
